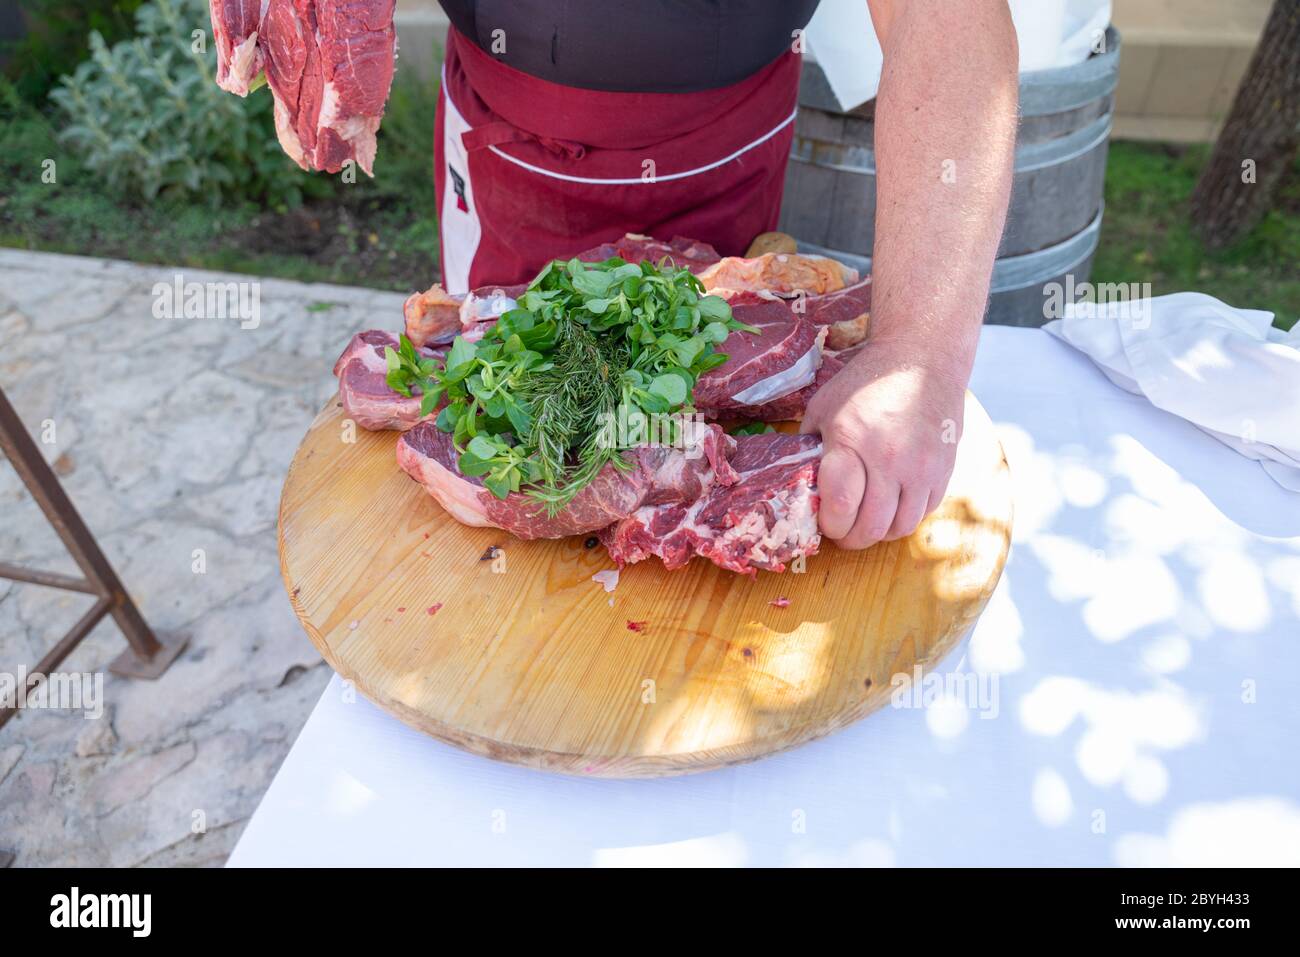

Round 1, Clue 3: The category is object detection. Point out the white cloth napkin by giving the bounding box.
[1044,292,1300,491]
[804,0,1112,111]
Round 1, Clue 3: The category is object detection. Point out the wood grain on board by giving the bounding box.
[279,393,1012,777]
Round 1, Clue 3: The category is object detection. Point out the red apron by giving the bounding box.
[433,27,801,294]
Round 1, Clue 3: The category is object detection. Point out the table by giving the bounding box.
[228,326,1300,867]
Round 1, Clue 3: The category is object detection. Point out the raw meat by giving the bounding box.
[707,267,873,352]
[209,0,263,96]
[341,267,847,431]
[693,293,827,416]
[735,352,845,423]
[395,420,739,539]
[396,420,821,576]
[601,432,822,575]
[404,282,527,348]
[798,276,873,350]
[208,0,397,175]
[333,236,845,574]
[576,234,722,272]
[333,330,442,431]
[699,252,856,297]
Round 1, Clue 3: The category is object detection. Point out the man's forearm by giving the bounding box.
[866,0,1018,382]
[799,2,1019,548]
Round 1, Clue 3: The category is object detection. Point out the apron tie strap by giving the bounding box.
[462,121,587,160]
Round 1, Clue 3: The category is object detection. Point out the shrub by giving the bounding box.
[49,0,326,206]
[3,0,144,106]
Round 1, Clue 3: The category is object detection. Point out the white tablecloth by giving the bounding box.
[228,326,1300,867]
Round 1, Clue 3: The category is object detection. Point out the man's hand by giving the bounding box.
[801,0,1018,548]
[801,339,964,548]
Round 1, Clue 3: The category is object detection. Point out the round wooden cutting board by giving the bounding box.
[279,393,1012,777]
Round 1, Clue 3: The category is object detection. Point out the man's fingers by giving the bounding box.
[925,488,942,519]
[886,483,929,541]
[927,470,952,515]
[841,469,900,550]
[816,445,866,541]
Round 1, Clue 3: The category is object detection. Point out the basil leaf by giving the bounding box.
[729,421,775,436]
[504,399,532,435]
[572,270,614,297]
[403,338,419,364]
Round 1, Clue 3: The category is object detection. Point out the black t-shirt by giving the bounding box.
[438,0,821,93]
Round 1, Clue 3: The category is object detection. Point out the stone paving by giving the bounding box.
[0,249,413,866]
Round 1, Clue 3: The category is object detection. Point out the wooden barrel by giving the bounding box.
[780,27,1121,327]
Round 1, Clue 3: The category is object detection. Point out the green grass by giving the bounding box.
[1094,141,1299,331]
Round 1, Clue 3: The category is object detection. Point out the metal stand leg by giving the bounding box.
[0,385,186,729]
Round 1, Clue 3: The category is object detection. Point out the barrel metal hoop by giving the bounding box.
[1015,113,1113,172]
[1021,27,1122,117]
[795,206,1105,295]
[789,110,1112,178]
[799,27,1120,118]
[989,206,1104,292]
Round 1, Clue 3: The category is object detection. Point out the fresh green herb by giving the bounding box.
[385,256,755,510]
[728,422,776,436]
[384,334,443,417]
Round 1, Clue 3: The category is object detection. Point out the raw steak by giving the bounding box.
[706,264,873,352]
[799,276,873,350]
[693,293,827,416]
[209,0,397,175]
[209,0,263,96]
[601,432,822,575]
[396,420,821,575]
[576,234,722,272]
[736,352,846,424]
[333,330,442,431]
[395,420,738,539]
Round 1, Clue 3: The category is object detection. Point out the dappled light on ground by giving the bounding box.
[1114,797,1300,867]
[593,832,748,867]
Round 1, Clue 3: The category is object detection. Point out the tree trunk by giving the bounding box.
[1189,0,1300,249]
